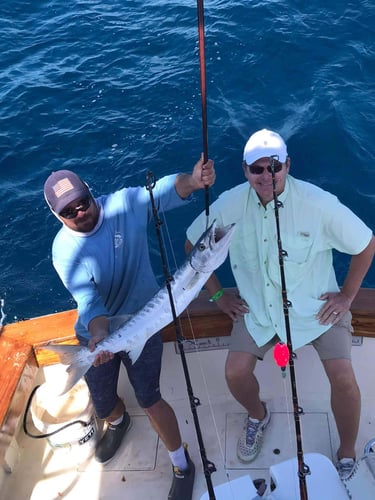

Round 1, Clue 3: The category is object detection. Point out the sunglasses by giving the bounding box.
[247,161,283,175]
[59,196,92,219]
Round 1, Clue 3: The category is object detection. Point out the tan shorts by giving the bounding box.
[228,311,353,361]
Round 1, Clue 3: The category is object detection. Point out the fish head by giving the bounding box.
[189,220,235,274]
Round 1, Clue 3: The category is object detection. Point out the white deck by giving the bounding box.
[1,336,374,499]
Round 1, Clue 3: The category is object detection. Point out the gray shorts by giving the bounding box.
[229,311,353,361]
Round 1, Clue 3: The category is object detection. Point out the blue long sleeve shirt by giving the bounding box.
[52,174,190,340]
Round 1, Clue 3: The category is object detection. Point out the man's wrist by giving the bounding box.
[209,289,224,302]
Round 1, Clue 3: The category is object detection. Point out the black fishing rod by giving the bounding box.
[146,172,217,500]
[197,0,210,221]
[270,155,310,500]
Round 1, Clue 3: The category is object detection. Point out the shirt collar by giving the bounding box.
[250,175,290,209]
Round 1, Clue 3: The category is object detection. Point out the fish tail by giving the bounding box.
[44,344,92,395]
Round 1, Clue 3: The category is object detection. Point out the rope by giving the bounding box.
[22,385,91,440]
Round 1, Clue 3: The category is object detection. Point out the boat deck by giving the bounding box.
[1,335,374,499]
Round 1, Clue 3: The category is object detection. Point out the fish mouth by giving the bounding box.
[210,220,236,248]
[189,219,235,272]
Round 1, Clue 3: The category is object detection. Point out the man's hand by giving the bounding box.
[317,291,352,325]
[88,316,114,366]
[191,154,216,189]
[88,334,115,367]
[215,290,249,321]
[175,154,216,198]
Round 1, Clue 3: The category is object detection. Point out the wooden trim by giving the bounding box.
[0,338,38,466]
[2,288,375,362]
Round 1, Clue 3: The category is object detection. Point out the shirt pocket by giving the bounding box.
[283,233,313,265]
[236,225,259,271]
[268,234,314,288]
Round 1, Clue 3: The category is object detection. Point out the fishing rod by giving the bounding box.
[270,155,310,500]
[197,0,210,222]
[146,172,217,500]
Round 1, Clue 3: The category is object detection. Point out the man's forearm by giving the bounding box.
[341,235,375,302]
[88,315,110,339]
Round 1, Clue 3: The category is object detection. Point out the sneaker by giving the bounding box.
[237,402,271,462]
[168,444,195,500]
[95,412,132,464]
[336,457,356,481]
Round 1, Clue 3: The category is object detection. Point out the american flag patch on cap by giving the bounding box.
[53,178,75,198]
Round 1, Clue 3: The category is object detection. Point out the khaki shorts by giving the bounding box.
[229,311,353,361]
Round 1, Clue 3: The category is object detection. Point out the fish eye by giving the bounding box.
[198,243,206,251]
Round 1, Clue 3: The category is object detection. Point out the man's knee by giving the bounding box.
[328,365,359,395]
[225,352,256,384]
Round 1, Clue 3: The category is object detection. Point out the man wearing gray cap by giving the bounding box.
[185,129,375,481]
[44,156,215,500]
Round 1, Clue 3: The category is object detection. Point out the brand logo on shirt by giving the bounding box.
[114,232,123,248]
[297,231,310,238]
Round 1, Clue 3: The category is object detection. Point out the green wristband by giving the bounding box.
[209,289,224,302]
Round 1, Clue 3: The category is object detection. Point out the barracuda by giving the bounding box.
[45,220,235,394]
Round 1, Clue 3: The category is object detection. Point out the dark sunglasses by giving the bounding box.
[247,161,283,175]
[59,196,92,219]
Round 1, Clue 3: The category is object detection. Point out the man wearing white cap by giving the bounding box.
[186,129,375,480]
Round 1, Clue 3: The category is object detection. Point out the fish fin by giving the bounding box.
[44,344,85,365]
[44,344,92,395]
[58,362,91,395]
[127,343,145,365]
[109,314,132,332]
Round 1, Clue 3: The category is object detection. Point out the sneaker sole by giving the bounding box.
[237,409,271,463]
[237,447,261,463]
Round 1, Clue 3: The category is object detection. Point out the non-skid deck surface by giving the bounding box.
[1,339,375,499]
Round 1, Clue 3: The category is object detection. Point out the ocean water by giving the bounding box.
[0,0,374,323]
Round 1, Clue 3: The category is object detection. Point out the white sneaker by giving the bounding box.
[336,457,356,480]
[237,402,271,462]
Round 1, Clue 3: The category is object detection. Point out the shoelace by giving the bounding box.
[337,459,355,478]
[246,418,261,445]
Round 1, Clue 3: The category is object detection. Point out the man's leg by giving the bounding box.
[145,399,195,500]
[225,316,273,463]
[126,333,194,499]
[84,355,131,463]
[225,351,265,420]
[106,397,126,421]
[144,398,182,451]
[322,357,361,460]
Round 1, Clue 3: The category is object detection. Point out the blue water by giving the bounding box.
[1,0,374,323]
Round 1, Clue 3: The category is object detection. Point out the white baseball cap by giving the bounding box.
[243,129,288,165]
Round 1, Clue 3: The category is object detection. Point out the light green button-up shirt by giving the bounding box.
[186,176,372,349]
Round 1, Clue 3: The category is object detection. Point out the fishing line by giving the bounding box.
[157,199,239,499]
[0,298,5,335]
[160,212,239,499]
[197,0,210,225]
[280,357,302,500]
[270,155,310,500]
[146,172,217,500]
